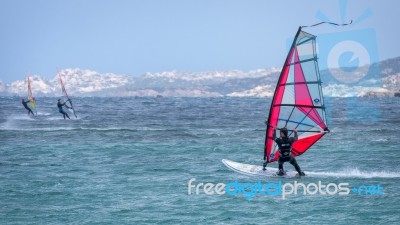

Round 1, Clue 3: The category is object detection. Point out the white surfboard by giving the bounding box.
[222,159,300,178]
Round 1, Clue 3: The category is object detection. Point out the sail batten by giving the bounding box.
[280,81,321,86]
[273,104,324,108]
[264,27,329,163]
[286,57,317,66]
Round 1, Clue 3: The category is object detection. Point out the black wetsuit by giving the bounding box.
[22,100,34,115]
[57,101,70,119]
[274,132,303,175]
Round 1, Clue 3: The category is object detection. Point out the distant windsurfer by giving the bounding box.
[22,98,34,115]
[264,126,305,176]
[57,99,71,119]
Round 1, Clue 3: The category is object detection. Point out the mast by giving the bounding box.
[264,26,302,162]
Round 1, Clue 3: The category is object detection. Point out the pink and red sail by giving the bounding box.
[264,28,329,163]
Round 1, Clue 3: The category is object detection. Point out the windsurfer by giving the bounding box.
[21,98,34,115]
[57,99,71,119]
[268,126,305,176]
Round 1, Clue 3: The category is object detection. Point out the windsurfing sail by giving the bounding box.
[27,75,37,115]
[264,27,329,163]
[58,72,77,118]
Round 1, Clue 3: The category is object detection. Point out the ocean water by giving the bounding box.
[0,96,399,224]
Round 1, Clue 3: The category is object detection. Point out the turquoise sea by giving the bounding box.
[1,96,399,224]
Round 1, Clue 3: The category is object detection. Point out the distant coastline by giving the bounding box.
[1,57,399,98]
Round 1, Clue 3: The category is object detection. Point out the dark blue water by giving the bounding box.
[1,97,399,224]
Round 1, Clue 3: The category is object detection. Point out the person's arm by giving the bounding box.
[26,100,30,103]
[63,101,72,109]
[293,129,298,141]
[61,102,70,108]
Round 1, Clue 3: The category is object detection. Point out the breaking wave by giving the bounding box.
[307,168,400,178]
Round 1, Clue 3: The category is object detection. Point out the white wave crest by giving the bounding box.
[36,112,51,116]
[307,168,400,178]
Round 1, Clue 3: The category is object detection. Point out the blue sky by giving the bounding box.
[0,0,399,83]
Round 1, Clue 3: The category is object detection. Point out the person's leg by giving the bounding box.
[289,156,304,175]
[25,107,31,115]
[65,113,70,119]
[277,158,285,175]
